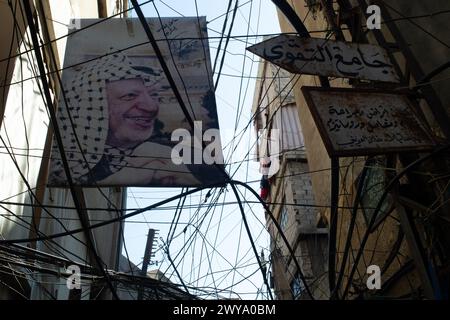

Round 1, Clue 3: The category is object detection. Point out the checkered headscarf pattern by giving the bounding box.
[49,50,160,185]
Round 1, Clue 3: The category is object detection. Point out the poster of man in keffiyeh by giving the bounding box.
[47,17,226,187]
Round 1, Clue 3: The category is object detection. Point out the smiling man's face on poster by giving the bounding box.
[48,17,225,188]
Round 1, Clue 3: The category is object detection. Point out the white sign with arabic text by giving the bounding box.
[247,35,399,83]
[301,87,435,157]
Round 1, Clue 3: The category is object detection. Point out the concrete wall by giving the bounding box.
[272,0,444,299]
[384,1,450,122]
[0,0,125,300]
[0,0,28,124]
[252,55,328,299]
[268,159,328,299]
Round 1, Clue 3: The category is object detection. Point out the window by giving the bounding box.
[274,205,289,242]
[290,272,305,299]
[279,205,289,231]
[359,156,394,231]
[305,0,323,20]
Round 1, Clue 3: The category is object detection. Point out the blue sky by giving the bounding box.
[123,0,280,299]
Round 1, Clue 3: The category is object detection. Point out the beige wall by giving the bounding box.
[272,0,444,299]
[0,0,125,300]
[252,57,328,299]
[276,2,348,223]
[0,0,28,125]
[385,1,450,122]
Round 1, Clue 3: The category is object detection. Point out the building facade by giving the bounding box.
[265,0,450,299]
[0,0,127,300]
[252,59,328,299]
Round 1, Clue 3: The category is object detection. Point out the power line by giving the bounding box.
[0,197,384,213]
[151,1,198,120]
[381,1,450,49]
[0,183,214,244]
[2,6,450,68]
[212,0,234,76]
[214,0,239,91]
[342,145,450,299]
[21,0,119,300]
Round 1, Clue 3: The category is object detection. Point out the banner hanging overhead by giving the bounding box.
[247,35,400,83]
[48,17,226,187]
[301,87,435,157]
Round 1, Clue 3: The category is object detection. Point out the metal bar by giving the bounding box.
[332,161,369,298]
[97,0,107,18]
[27,0,63,248]
[138,229,156,300]
[141,229,156,277]
[232,180,315,300]
[320,0,345,41]
[341,145,450,298]
[230,182,275,300]
[21,0,119,300]
[356,0,406,84]
[395,203,436,298]
[130,0,195,129]
[271,0,330,88]
[270,0,333,299]
[378,2,450,138]
[337,0,363,41]
[328,157,339,295]
[417,60,450,85]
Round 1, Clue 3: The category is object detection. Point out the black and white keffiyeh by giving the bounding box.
[48,50,160,186]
